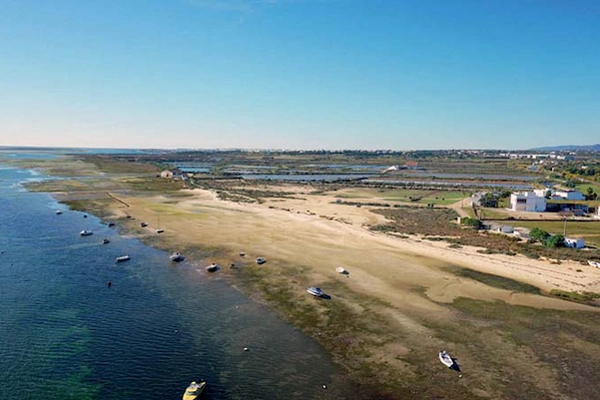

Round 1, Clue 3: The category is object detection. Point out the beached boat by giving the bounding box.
[80,230,93,236]
[205,263,218,272]
[170,252,185,262]
[255,257,267,265]
[156,229,164,234]
[182,380,206,400]
[588,260,600,268]
[108,222,115,227]
[336,266,348,274]
[439,350,454,368]
[306,287,324,297]
[115,255,131,263]
[102,238,110,244]
[140,222,147,227]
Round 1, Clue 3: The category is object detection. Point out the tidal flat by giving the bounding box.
[16,151,600,399]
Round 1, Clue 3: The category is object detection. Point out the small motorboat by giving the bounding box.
[239,252,246,257]
[55,210,63,215]
[307,287,324,297]
[439,350,454,368]
[140,222,148,227]
[205,263,218,272]
[588,260,600,268]
[108,222,115,227]
[115,255,131,263]
[102,238,110,244]
[255,257,267,265]
[80,230,93,236]
[170,252,185,262]
[182,380,206,400]
[156,229,164,234]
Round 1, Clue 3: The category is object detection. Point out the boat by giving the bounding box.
[588,260,600,268]
[140,222,148,227]
[80,230,93,236]
[306,287,324,297]
[255,257,267,265]
[205,263,218,272]
[170,252,185,262]
[102,238,110,244]
[115,255,131,262]
[439,350,454,368]
[182,380,206,400]
[156,229,164,234]
[108,222,115,227]
[336,266,348,274]
[55,210,62,215]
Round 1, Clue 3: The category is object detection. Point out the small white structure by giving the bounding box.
[564,237,585,249]
[160,169,184,179]
[510,191,547,212]
[552,190,585,201]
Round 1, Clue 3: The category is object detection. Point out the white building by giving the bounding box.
[552,190,585,201]
[510,191,547,212]
[564,237,585,249]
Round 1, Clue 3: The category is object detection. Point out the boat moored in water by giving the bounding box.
[205,263,218,272]
[80,230,93,236]
[115,255,131,262]
[55,210,62,215]
[102,238,110,244]
[182,380,206,400]
[170,252,185,262]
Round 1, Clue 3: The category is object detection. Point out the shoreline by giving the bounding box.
[18,156,600,399]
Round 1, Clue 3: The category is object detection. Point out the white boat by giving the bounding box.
[588,260,600,268]
[255,257,267,265]
[307,287,324,297]
[336,266,348,274]
[80,230,93,236]
[170,252,185,262]
[439,350,454,368]
[115,255,131,262]
[182,380,206,400]
[205,263,218,272]
[55,210,63,215]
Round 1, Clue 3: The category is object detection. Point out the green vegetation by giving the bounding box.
[336,188,469,205]
[446,266,542,294]
[549,289,600,303]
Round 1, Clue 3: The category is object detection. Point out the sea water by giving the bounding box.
[0,160,358,399]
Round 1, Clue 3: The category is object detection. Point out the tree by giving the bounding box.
[585,187,597,201]
[530,227,550,243]
[546,234,565,248]
[480,192,499,208]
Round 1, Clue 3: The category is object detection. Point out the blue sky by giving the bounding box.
[0,0,599,150]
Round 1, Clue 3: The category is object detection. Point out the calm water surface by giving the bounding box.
[0,162,357,400]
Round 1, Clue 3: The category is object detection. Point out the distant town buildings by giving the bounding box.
[499,153,574,161]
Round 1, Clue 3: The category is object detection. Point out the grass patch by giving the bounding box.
[446,266,542,295]
[549,289,600,303]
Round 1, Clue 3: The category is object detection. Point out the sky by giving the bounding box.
[0,0,599,151]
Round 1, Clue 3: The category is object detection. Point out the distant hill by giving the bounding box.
[530,144,600,152]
